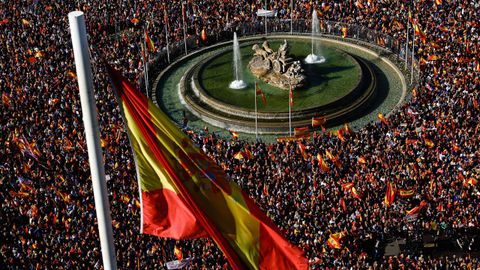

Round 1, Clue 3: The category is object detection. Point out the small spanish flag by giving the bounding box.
[438,25,449,32]
[378,113,388,125]
[255,83,267,106]
[341,27,348,38]
[317,154,330,172]
[145,31,155,52]
[398,189,415,198]
[339,198,347,212]
[311,116,326,127]
[413,23,427,43]
[298,143,308,160]
[294,126,310,137]
[130,17,139,24]
[174,246,183,260]
[233,151,246,160]
[351,187,363,200]
[229,130,239,140]
[406,201,427,216]
[341,182,354,191]
[464,177,478,187]
[357,156,367,165]
[384,182,395,207]
[67,71,77,79]
[424,138,434,148]
[427,55,439,61]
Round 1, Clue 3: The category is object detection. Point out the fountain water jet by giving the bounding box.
[229,32,247,89]
[305,10,326,64]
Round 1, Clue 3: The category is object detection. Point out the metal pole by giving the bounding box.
[182,2,188,55]
[405,18,409,70]
[289,85,292,137]
[255,83,258,139]
[142,28,149,98]
[68,11,117,270]
[265,0,268,35]
[290,0,293,34]
[411,30,415,84]
[141,43,149,98]
[165,24,171,63]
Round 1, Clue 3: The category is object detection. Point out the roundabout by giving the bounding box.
[153,34,407,137]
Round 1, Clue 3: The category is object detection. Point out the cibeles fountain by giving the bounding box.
[248,40,306,90]
[305,10,326,64]
[229,32,247,89]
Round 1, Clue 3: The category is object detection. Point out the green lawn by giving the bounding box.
[199,39,361,112]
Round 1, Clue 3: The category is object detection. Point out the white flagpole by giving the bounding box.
[68,11,117,270]
[405,15,409,70]
[164,18,171,63]
[289,84,292,137]
[255,83,258,139]
[264,0,268,35]
[411,24,415,84]
[290,0,293,34]
[142,30,149,98]
[182,2,188,55]
[141,42,149,98]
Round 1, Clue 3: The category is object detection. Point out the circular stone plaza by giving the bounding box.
[152,33,409,139]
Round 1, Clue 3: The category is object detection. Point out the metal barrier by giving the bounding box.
[143,19,419,97]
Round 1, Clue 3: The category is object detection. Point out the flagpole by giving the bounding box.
[411,25,415,84]
[264,0,268,35]
[255,82,258,139]
[164,10,171,63]
[405,12,409,70]
[289,84,292,137]
[182,2,188,55]
[142,30,149,98]
[68,11,117,270]
[290,0,293,35]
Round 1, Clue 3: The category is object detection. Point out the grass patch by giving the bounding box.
[199,39,361,112]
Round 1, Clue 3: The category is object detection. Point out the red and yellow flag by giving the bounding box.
[384,182,395,207]
[341,182,354,190]
[326,231,346,249]
[145,31,155,52]
[174,246,183,260]
[464,177,478,187]
[406,201,427,216]
[357,156,367,165]
[107,66,308,270]
[398,189,415,198]
[351,187,363,200]
[311,116,326,127]
[424,138,435,148]
[378,113,388,125]
[341,27,348,38]
[294,126,310,137]
[255,83,267,106]
[413,23,427,43]
[316,154,330,172]
[298,143,308,160]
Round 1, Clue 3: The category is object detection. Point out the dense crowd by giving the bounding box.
[1,0,479,269]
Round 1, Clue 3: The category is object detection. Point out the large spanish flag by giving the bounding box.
[107,66,308,270]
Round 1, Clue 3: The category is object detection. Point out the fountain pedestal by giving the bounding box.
[304,54,326,64]
[248,40,306,90]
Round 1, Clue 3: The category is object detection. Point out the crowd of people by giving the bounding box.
[1,0,479,269]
